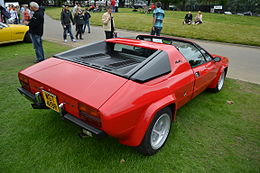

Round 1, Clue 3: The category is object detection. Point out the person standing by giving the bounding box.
[0,5,10,23]
[24,2,45,63]
[61,5,76,42]
[74,8,84,40]
[111,0,115,12]
[102,6,115,39]
[151,2,164,36]
[9,5,19,24]
[72,1,79,15]
[23,6,31,24]
[15,6,20,24]
[83,8,91,34]
[115,0,119,13]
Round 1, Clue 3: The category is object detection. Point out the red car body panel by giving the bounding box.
[21,58,128,110]
[18,36,229,147]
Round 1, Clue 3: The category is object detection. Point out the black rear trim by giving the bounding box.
[18,88,105,136]
[17,87,49,109]
[17,87,36,102]
[64,113,105,136]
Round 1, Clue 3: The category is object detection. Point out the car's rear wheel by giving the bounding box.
[23,32,32,43]
[212,70,226,93]
[137,107,172,156]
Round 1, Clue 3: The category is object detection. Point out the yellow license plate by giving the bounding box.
[42,90,60,112]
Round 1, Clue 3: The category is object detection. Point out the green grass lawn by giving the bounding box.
[46,7,260,46]
[0,42,260,172]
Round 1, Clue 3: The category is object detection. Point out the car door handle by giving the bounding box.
[195,72,200,77]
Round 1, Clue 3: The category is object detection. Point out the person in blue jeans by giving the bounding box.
[30,34,44,63]
[83,8,91,33]
[151,2,164,36]
[61,5,76,43]
[25,2,45,63]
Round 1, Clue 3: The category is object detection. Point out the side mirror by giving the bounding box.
[213,57,221,62]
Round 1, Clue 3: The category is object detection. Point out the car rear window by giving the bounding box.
[113,43,156,58]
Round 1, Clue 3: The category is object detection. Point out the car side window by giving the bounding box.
[177,43,206,68]
[197,47,213,62]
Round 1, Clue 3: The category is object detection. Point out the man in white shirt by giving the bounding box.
[72,1,79,15]
[115,0,119,12]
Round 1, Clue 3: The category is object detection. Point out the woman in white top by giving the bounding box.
[195,11,203,25]
[9,6,18,24]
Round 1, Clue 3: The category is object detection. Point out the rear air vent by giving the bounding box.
[106,59,138,69]
[81,53,108,59]
[91,64,101,69]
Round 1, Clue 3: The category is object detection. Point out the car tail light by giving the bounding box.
[18,74,30,91]
[78,103,101,127]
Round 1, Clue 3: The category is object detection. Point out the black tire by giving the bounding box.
[23,32,32,43]
[137,107,172,156]
[211,70,226,93]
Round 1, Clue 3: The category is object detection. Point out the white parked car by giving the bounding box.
[224,11,232,15]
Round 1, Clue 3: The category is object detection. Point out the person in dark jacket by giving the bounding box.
[61,5,76,42]
[83,8,91,33]
[74,8,84,40]
[24,2,44,63]
[0,5,11,23]
[183,11,193,25]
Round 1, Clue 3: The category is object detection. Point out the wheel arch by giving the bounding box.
[208,66,228,89]
[119,95,177,147]
[23,31,32,42]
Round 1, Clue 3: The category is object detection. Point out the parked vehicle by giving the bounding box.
[243,11,252,16]
[0,22,31,44]
[17,35,229,155]
[133,1,147,9]
[224,11,232,15]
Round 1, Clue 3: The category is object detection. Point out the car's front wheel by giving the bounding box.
[137,107,172,156]
[212,70,226,93]
[23,32,32,43]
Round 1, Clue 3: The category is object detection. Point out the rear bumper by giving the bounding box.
[17,87,106,137]
[17,87,48,109]
[63,113,105,136]
[17,87,36,102]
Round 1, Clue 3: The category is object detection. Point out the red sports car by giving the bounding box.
[18,35,229,155]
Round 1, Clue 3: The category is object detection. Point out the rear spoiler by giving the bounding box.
[136,35,193,45]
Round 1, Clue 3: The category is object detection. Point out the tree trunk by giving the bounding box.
[182,0,186,11]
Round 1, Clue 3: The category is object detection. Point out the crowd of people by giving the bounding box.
[0,2,45,64]
[60,0,122,42]
[0,0,207,63]
[0,4,33,24]
[61,2,93,42]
